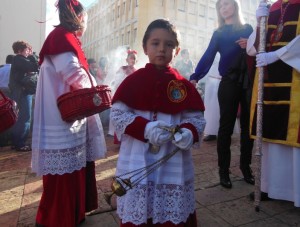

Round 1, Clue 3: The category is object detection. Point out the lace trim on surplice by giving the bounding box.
[111,105,136,137]
[181,111,206,148]
[32,142,90,176]
[117,180,195,225]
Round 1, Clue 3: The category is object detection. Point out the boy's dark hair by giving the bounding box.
[6,55,14,64]
[56,0,85,32]
[12,41,31,54]
[88,58,96,64]
[99,57,108,69]
[142,19,180,47]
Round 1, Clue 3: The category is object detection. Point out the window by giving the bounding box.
[127,31,130,44]
[208,7,215,19]
[178,0,186,12]
[122,2,125,15]
[189,1,197,15]
[198,36,204,47]
[133,28,137,43]
[199,4,205,17]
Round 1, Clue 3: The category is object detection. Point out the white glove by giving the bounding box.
[144,121,172,146]
[172,128,193,151]
[256,1,269,24]
[256,52,279,67]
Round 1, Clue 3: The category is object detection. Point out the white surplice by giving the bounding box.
[111,101,206,225]
[31,52,107,176]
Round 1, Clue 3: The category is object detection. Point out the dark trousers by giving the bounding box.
[10,89,32,148]
[217,76,253,172]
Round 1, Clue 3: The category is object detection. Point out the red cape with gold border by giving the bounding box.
[112,63,205,114]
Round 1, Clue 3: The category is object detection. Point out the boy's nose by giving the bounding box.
[158,44,165,52]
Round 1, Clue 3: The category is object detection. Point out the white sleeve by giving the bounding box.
[110,101,137,139]
[247,31,300,72]
[246,30,258,56]
[275,36,300,72]
[50,52,96,89]
[180,110,206,148]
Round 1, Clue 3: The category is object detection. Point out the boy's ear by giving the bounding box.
[175,47,180,57]
[143,45,148,55]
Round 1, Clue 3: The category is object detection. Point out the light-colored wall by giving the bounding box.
[0,0,46,64]
[83,0,260,66]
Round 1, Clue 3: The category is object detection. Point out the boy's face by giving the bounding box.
[89,62,98,71]
[126,54,137,66]
[20,47,30,57]
[143,28,179,70]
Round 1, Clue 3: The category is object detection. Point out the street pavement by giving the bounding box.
[0,132,300,227]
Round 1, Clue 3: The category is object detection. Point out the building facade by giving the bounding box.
[0,0,46,64]
[83,0,260,66]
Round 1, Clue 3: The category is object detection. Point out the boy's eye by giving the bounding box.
[167,43,175,48]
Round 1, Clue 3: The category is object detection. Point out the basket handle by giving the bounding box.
[81,66,96,88]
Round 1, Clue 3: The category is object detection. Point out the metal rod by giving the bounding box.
[254,0,268,212]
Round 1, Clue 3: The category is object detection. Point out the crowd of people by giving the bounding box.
[0,0,299,226]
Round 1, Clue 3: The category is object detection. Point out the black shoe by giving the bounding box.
[249,192,273,201]
[241,167,255,185]
[16,145,32,152]
[203,135,217,142]
[219,169,232,188]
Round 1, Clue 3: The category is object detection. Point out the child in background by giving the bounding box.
[31,1,107,226]
[116,49,138,79]
[113,49,138,144]
[111,19,206,227]
[96,56,109,84]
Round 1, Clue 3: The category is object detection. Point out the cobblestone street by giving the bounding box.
[0,132,300,227]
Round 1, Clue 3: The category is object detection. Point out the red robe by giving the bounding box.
[113,64,203,226]
[113,63,205,144]
[113,64,204,113]
[36,26,98,226]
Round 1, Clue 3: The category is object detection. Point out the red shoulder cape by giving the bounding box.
[112,63,205,114]
[39,26,88,70]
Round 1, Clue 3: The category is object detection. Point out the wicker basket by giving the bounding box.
[0,91,18,133]
[57,68,112,122]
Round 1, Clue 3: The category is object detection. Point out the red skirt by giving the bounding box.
[120,211,197,227]
[36,162,98,227]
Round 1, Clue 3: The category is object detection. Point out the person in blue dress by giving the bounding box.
[190,0,254,188]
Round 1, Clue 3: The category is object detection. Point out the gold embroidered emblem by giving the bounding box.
[167,80,187,103]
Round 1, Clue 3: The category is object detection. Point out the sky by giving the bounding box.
[46,0,97,35]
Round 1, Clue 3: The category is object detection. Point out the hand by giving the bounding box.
[236,38,248,49]
[144,121,172,146]
[172,128,193,151]
[256,1,269,24]
[256,52,279,67]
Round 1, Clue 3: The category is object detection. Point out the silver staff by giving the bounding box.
[254,0,268,212]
